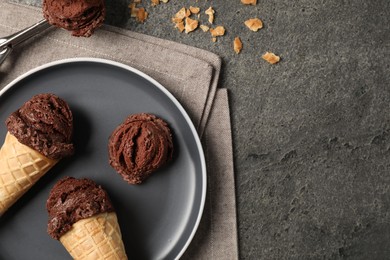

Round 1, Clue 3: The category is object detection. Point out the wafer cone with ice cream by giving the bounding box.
[0,93,74,216]
[0,132,58,216]
[60,212,127,260]
[47,177,127,260]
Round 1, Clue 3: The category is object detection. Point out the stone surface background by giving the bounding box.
[8,0,390,258]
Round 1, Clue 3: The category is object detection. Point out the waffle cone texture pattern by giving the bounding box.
[60,212,127,260]
[0,132,57,216]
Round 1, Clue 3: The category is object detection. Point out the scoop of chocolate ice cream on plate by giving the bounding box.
[108,113,174,184]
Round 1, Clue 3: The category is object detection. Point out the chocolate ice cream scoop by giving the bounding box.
[108,113,174,184]
[46,177,114,240]
[6,93,74,160]
[43,0,105,37]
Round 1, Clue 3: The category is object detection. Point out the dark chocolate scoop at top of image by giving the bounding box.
[108,113,174,185]
[42,0,106,37]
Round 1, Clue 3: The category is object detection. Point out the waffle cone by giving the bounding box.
[60,212,127,260]
[0,132,58,216]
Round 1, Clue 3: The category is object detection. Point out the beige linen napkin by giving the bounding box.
[0,1,238,259]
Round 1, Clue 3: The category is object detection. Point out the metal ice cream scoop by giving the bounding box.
[0,19,51,65]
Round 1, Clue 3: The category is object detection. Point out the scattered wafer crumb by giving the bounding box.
[241,0,257,5]
[245,18,263,31]
[200,24,210,32]
[129,1,149,23]
[189,6,200,14]
[136,7,148,23]
[172,17,183,23]
[185,17,199,33]
[127,0,281,62]
[172,7,198,33]
[234,37,243,54]
[129,3,138,17]
[210,26,225,37]
[262,52,280,64]
[185,8,191,17]
[175,7,188,20]
[205,7,215,24]
[175,21,185,32]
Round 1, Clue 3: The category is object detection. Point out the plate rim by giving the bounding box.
[0,57,207,260]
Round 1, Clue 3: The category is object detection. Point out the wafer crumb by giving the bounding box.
[185,17,199,33]
[175,7,188,20]
[151,0,159,6]
[129,3,138,17]
[185,8,191,17]
[200,24,210,32]
[212,37,217,42]
[205,7,215,24]
[241,0,257,5]
[262,52,280,64]
[245,18,263,31]
[210,26,225,37]
[189,6,200,14]
[129,1,148,23]
[172,17,183,23]
[136,7,148,23]
[234,37,243,54]
[161,0,169,2]
[175,21,185,32]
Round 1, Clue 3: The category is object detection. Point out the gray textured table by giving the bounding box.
[7,0,390,259]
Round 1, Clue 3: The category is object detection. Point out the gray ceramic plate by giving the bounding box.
[0,58,206,260]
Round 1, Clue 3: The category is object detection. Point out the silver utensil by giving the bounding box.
[0,19,51,65]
